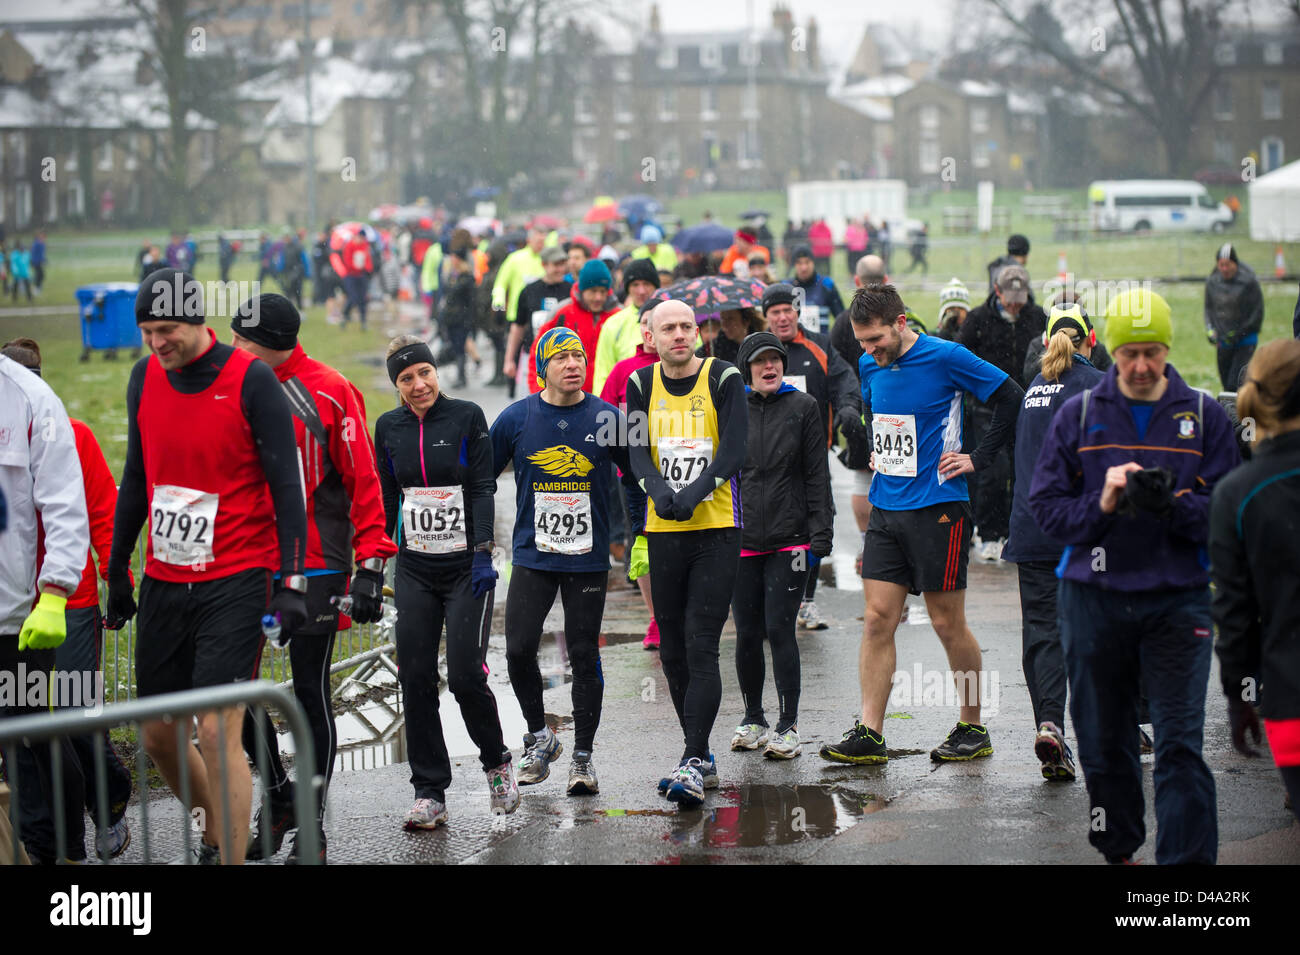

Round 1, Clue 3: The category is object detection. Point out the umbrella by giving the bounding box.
[740,209,771,220]
[468,186,499,199]
[457,215,500,236]
[671,222,735,254]
[530,214,564,231]
[618,194,662,222]
[652,275,769,313]
[583,202,619,224]
[329,221,381,275]
[566,234,596,254]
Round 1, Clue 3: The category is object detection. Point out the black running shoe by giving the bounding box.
[931,721,994,761]
[819,721,888,764]
[285,828,326,865]
[246,791,297,860]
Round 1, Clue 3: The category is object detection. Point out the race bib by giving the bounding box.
[352,250,367,269]
[658,437,713,501]
[401,485,467,555]
[782,375,807,393]
[531,297,561,333]
[799,305,822,333]
[534,491,593,555]
[150,484,218,566]
[871,414,917,477]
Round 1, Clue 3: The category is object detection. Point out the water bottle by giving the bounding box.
[330,594,354,615]
[261,612,287,649]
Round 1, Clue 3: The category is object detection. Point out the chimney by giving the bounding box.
[650,2,660,34]
[771,3,793,34]
[807,17,819,70]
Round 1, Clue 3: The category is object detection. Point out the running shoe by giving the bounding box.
[1139,727,1154,754]
[764,726,801,759]
[246,790,296,859]
[516,729,563,785]
[665,758,707,809]
[404,798,449,830]
[285,828,327,865]
[487,760,520,815]
[566,752,599,796]
[643,617,660,651]
[171,841,221,865]
[978,539,1003,563]
[658,753,719,792]
[931,721,994,761]
[730,723,771,751]
[798,600,829,631]
[1034,721,1076,781]
[95,816,131,860]
[819,721,888,764]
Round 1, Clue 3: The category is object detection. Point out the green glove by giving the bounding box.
[19,592,68,651]
[628,535,649,580]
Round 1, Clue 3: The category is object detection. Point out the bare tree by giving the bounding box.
[982,0,1228,174]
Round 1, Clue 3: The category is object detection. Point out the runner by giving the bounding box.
[230,294,397,864]
[490,327,645,794]
[1210,339,1300,821]
[1029,288,1238,864]
[502,245,570,392]
[374,335,518,829]
[624,299,748,808]
[758,283,863,631]
[729,332,832,759]
[1001,304,1104,781]
[819,283,1023,765]
[104,269,310,865]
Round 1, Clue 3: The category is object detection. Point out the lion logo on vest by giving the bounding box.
[528,445,594,477]
[688,395,706,417]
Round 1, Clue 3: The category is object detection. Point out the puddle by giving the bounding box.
[660,784,883,848]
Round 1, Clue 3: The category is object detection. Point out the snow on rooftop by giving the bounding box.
[245,56,409,127]
[958,79,1002,98]
[838,75,915,99]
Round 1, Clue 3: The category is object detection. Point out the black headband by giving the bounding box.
[387,342,436,384]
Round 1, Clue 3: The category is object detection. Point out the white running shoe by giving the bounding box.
[517,730,563,785]
[487,760,520,815]
[978,539,1003,563]
[404,797,449,830]
[798,601,828,630]
[763,726,801,759]
[730,723,771,751]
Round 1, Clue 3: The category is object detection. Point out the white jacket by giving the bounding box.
[0,355,89,634]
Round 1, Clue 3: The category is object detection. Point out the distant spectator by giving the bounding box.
[30,232,46,293]
[807,219,833,276]
[987,233,1031,293]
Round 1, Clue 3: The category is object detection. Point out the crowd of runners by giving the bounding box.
[2,220,1299,867]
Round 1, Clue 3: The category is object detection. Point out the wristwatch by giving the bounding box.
[282,574,309,594]
[474,541,495,553]
[358,558,384,573]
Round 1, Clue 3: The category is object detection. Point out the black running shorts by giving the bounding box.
[860,501,972,594]
[135,568,272,697]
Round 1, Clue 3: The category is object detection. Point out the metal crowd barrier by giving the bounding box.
[1,683,319,865]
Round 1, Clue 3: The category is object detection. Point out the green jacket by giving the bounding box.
[491,246,545,323]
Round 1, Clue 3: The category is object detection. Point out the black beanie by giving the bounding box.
[135,268,205,324]
[623,257,661,291]
[760,283,798,315]
[1007,234,1030,256]
[232,293,300,351]
[736,331,788,384]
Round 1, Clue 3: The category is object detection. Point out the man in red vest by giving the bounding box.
[105,269,309,865]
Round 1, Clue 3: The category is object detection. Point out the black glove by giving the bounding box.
[1227,698,1263,757]
[836,407,867,444]
[349,567,384,624]
[670,483,709,522]
[268,586,308,642]
[104,571,136,630]
[651,487,677,519]
[1121,466,1177,518]
[811,536,833,560]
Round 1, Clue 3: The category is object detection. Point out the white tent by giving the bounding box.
[1250,159,1300,242]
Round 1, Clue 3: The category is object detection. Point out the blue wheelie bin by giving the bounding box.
[77,282,141,361]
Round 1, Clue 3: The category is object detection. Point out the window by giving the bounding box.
[657,45,677,70]
[700,86,718,119]
[0,188,5,223]
[919,137,940,175]
[1198,194,1217,209]
[68,179,85,217]
[370,117,387,172]
[125,132,139,171]
[1262,81,1282,120]
[66,145,77,172]
[739,127,760,166]
[46,182,57,222]
[16,181,32,228]
[613,61,631,84]
[1114,194,1192,207]
[972,139,989,168]
[97,137,113,171]
[199,133,214,172]
[1213,133,1234,164]
[1264,42,1283,66]
[9,132,26,171]
[613,88,631,123]
[742,84,759,119]
[1263,136,1285,173]
[970,105,989,134]
[700,43,721,69]
[920,104,940,132]
[1214,84,1233,120]
[1214,42,1236,66]
[574,91,593,122]
[739,38,760,66]
[658,88,676,121]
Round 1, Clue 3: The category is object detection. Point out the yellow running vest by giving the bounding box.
[645,357,739,532]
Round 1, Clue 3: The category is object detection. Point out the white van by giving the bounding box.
[1088,180,1234,233]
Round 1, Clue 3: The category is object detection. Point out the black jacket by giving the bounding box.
[1022,336,1112,383]
[739,384,833,554]
[1209,429,1300,720]
[958,293,1048,390]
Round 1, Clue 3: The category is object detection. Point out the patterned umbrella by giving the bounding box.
[652,275,768,313]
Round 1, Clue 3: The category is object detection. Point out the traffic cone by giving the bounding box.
[1276,245,1286,279]
[1057,250,1068,282]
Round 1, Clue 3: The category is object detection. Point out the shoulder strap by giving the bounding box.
[1078,389,1091,441]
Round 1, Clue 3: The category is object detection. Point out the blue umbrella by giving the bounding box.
[618,194,662,222]
[671,222,735,255]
